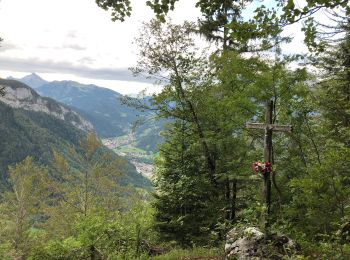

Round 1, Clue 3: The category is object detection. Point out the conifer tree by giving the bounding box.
[316,20,350,145]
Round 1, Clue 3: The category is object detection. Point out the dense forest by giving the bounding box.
[1,0,350,259]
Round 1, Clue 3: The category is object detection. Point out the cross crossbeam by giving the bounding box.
[246,123,292,133]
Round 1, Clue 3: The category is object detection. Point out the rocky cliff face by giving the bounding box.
[0,79,94,132]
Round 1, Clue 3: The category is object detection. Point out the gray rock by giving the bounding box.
[225,227,299,260]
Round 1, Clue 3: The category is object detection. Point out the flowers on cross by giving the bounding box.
[251,161,272,174]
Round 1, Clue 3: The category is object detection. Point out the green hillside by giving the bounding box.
[36,80,140,137]
[0,81,151,190]
[34,79,163,152]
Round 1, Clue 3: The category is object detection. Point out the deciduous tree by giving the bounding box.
[0,157,49,259]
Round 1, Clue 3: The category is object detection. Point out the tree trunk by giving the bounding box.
[173,63,216,179]
[231,179,237,221]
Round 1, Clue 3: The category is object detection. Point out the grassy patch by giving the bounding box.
[114,146,146,154]
[152,247,224,260]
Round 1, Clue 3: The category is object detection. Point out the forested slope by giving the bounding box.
[0,80,151,190]
[35,80,163,152]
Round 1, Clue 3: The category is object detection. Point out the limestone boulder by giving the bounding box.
[225,227,300,259]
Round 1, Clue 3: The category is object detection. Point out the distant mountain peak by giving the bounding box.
[22,72,41,80]
[16,73,48,89]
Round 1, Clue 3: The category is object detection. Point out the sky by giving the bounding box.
[0,0,309,94]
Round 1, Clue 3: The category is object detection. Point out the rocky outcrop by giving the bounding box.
[0,79,94,132]
[225,227,299,260]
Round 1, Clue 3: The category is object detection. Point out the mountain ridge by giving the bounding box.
[0,79,152,189]
[0,79,93,132]
[36,79,137,137]
[15,72,48,88]
[25,75,163,151]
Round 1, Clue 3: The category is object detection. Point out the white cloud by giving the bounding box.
[0,0,201,93]
[0,0,316,94]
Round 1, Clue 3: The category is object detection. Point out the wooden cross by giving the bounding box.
[246,100,292,231]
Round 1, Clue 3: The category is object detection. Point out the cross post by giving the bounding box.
[246,100,292,232]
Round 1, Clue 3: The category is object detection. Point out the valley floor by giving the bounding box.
[102,133,155,178]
